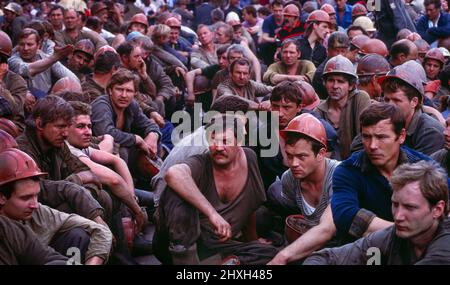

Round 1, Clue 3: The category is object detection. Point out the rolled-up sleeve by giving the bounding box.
[8,55,31,79]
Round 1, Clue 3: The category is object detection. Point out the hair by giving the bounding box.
[197,24,212,34]
[48,4,65,16]
[328,31,350,49]
[216,22,234,42]
[86,16,102,31]
[226,43,247,60]
[56,90,90,103]
[41,21,55,40]
[270,81,302,105]
[0,177,40,199]
[211,8,225,23]
[358,75,373,86]
[323,73,358,87]
[359,102,405,136]
[26,21,46,40]
[31,95,74,127]
[242,6,257,17]
[396,28,412,40]
[280,38,300,52]
[217,44,231,57]
[18,28,41,44]
[69,101,91,117]
[129,36,154,53]
[229,57,251,73]
[210,95,250,113]
[439,64,450,89]
[381,78,422,108]
[271,0,284,8]
[285,132,324,155]
[106,68,140,94]
[151,24,171,42]
[390,160,449,217]
[424,0,441,9]
[116,41,136,57]
[346,25,368,37]
[94,51,122,74]
[258,6,271,17]
[390,40,414,58]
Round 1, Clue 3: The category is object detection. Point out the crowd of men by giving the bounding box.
[0,0,450,265]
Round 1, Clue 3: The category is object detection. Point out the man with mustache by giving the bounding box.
[154,115,278,265]
[305,160,450,265]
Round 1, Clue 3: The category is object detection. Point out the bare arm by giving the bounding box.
[268,205,336,265]
[270,74,309,85]
[184,68,203,105]
[241,42,261,82]
[165,164,232,241]
[260,32,276,44]
[363,217,393,237]
[28,45,74,77]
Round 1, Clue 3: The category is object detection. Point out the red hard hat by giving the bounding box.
[323,54,358,80]
[0,129,18,153]
[424,48,446,66]
[306,10,331,24]
[351,3,368,18]
[285,215,314,244]
[165,17,181,29]
[0,148,47,186]
[293,81,321,110]
[51,77,82,94]
[350,34,370,50]
[74,39,95,58]
[94,45,117,61]
[358,39,389,57]
[0,118,20,138]
[0,30,12,57]
[320,4,336,15]
[280,113,327,149]
[130,13,149,28]
[357,54,390,76]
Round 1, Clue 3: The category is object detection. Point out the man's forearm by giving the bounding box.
[28,55,60,77]
[363,217,393,237]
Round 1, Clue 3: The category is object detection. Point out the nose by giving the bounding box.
[29,196,39,210]
[368,138,379,150]
[393,207,405,222]
[61,127,69,138]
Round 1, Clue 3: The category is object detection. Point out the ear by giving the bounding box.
[432,200,445,220]
[398,128,407,144]
[410,96,419,110]
[317,147,327,161]
[35,117,43,131]
[296,103,302,113]
[0,192,7,207]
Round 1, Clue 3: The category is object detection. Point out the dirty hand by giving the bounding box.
[54,44,75,60]
[209,212,232,242]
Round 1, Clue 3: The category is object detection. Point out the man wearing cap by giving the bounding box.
[335,0,352,29]
[315,55,371,160]
[8,28,79,94]
[263,39,316,85]
[63,39,96,82]
[0,148,112,265]
[166,17,192,58]
[2,2,28,45]
[380,60,445,155]
[423,48,446,81]
[357,54,391,101]
[275,4,304,42]
[54,8,107,51]
[311,31,350,99]
[267,113,340,265]
[295,10,331,67]
[0,31,27,132]
[82,46,122,103]
[331,102,437,244]
[127,13,149,36]
[321,4,341,33]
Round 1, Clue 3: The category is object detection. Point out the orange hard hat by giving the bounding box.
[0,30,12,57]
[130,13,149,28]
[358,39,389,57]
[0,129,18,153]
[280,113,327,149]
[51,77,82,94]
[0,118,20,138]
[320,4,336,15]
[424,48,446,66]
[306,10,331,24]
[0,148,47,186]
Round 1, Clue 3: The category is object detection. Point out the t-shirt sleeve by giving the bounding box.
[201,64,220,79]
[183,153,208,187]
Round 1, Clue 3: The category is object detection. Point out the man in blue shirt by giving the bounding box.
[331,103,433,243]
[259,0,284,65]
[416,0,450,45]
[335,0,353,29]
